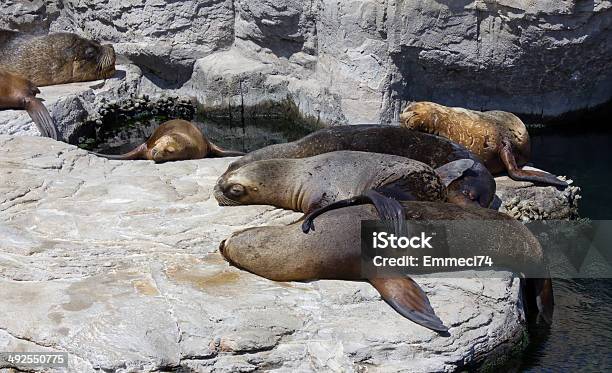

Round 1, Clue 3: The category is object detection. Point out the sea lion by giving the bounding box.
[92,119,245,163]
[0,29,115,86]
[400,101,568,187]
[0,70,58,139]
[219,201,554,332]
[222,125,495,208]
[215,150,473,226]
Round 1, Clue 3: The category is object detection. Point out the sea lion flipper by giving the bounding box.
[434,159,475,187]
[90,143,147,161]
[24,97,59,140]
[369,277,449,333]
[208,141,245,157]
[525,277,554,324]
[301,190,406,234]
[500,139,568,187]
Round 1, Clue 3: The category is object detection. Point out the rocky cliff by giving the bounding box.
[2,0,611,124]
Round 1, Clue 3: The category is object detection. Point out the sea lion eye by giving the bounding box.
[228,184,245,197]
[84,47,96,59]
[463,189,477,200]
[167,146,175,153]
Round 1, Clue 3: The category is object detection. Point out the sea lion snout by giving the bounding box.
[99,45,116,78]
[219,239,227,256]
[213,182,243,206]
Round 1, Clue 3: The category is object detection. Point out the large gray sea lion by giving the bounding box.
[223,125,495,208]
[0,70,58,139]
[92,119,244,163]
[215,150,473,226]
[0,29,116,86]
[220,201,554,332]
[400,101,568,187]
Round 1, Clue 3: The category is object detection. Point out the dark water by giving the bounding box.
[518,126,612,372]
[78,118,612,371]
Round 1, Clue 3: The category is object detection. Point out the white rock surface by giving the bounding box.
[0,136,528,372]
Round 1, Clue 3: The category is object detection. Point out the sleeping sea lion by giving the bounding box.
[0,29,115,86]
[0,70,58,139]
[223,124,495,208]
[219,201,554,332]
[400,101,567,187]
[215,150,473,225]
[92,119,244,163]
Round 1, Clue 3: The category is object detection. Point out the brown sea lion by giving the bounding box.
[92,119,245,163]
[219,201,554,332]
[0,70,58,139]
[0,29,115,86]
[222,125,495,208]
[215,150,473,227]
[400,101,568,187]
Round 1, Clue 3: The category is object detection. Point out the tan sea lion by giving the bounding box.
[0,29,115,86]
[400,101,567,187]
[223,125,496,208]
[0,70,58,139]
[92,119,245,163]
[215,150,473,226]
[219,201,554,332]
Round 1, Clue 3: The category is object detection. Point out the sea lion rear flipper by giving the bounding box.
[525,277,554,324]
[208,141,245,157]
[434,159,475,187]
[24,97,59,140]
[301,190,406,234]
[369,277,449,333]
[500,140,568,187]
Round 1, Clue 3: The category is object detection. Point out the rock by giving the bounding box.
[495,167,581,221]
[0,136,527,372]
[2,1,610,123]
[0,64,142,141]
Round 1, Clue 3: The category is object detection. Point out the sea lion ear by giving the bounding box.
[435,159,475,187]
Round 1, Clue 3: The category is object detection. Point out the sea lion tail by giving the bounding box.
[500,139,568,188]
[24,97,59,140]
[525,277,555,325]
[90,143,147,161]
[208,141,245,157]
[369,277,449,333]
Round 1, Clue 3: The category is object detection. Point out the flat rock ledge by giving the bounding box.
[0,136,532,372]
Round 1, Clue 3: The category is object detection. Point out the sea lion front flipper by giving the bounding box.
[525,277,554,325]
[500,139,568,187]
[434,159,475,187]
[90,143,148,161]
[369,277,449,333]
[301,190,406,234]
[24,97,59,140]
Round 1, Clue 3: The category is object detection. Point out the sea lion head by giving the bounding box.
[50,33,116,82]
[150,135,187,163]
[400,101,441,130]
[214,160,289,206]
[445,162,496,208]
